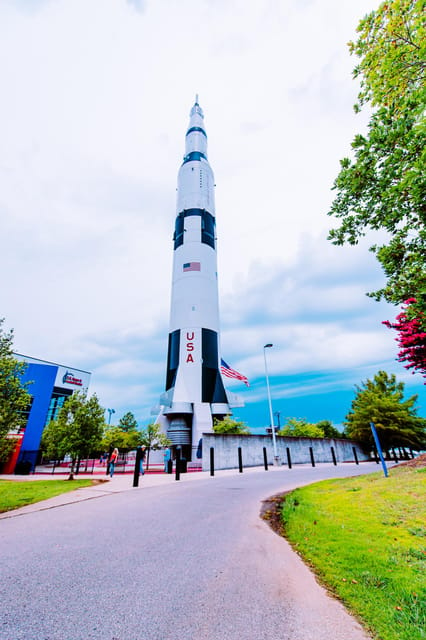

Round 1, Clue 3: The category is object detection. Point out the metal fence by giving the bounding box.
[14,450,135,475]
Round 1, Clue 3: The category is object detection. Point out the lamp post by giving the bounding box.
[263,344,279,464]
[107,408,115,425]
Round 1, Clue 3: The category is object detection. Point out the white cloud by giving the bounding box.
[2,0,423,428]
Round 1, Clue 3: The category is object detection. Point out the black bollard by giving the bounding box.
[353,446,359,465]
[210,447,215,476]
[373,447,379,464]
[331,446,337,466]
[175,449,181,481]
[238,447,243,473]
[286,447,292,469]
[309,447,315,467]
[263,447,268,471]
[133,447,142,487]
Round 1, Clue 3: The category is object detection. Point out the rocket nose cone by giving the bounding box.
[190,97,204,119]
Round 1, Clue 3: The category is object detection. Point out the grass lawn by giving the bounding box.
[280,461,425,640]
[0,479,97,513]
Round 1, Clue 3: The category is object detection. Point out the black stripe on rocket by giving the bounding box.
[186,126,207,138]
[165,328,227,405]
[173,208,216,249]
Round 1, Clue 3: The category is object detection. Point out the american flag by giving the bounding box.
[220,359,249,387]
[183,262,201,272]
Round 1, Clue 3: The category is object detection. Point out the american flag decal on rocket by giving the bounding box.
[183,262,201,272]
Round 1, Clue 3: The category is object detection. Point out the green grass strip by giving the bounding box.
[0,479,96,513]
[281,466,425,640]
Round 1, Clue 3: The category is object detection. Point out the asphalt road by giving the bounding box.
[0,463,378,640]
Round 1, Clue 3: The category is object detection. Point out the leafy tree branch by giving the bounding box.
[0,319,32,462]
[328,0,425,306]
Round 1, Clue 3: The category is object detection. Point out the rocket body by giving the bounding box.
[159,99,232,456]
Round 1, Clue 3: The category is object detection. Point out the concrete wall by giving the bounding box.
[201,433,368,470]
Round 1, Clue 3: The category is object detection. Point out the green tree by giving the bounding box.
[344,370,426,450]
[0,319,32,463]
[118,411,138,432]
[315,420,344,439]
[139,423,171,469]
[277,418,325,439]
[212,417,250,435]
[41,391,105,479]
[101,412,141,450]
[328,0,425,305]
[101,424,142,451]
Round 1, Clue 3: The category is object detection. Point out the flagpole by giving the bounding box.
[264,344,279,464]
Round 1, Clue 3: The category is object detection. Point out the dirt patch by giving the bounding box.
[260,492,288,537]
[393,452,426,470]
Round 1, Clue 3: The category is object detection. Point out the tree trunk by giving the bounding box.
[67,457,76,480]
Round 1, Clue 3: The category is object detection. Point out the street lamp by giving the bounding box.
[107,408,115,424]
[263,344,279,464]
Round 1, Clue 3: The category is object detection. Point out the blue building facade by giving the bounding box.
[11,354,91,472]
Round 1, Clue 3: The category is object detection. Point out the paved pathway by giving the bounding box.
[0,463,380,639]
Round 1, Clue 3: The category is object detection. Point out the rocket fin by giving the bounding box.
[225,389,245,408]
[192,402,213,445]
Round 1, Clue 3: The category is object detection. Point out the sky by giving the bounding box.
[1,0,424,433]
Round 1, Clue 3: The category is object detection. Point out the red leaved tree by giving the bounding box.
[383,299,426,382]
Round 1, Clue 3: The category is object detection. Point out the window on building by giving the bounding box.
[45,387,73,425]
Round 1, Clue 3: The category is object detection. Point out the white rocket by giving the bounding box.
[157,97,243,457]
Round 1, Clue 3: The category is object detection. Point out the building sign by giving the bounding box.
[62,371,83,386]
[55,364,90,390]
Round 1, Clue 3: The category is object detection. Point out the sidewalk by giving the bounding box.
[0,464,284,519]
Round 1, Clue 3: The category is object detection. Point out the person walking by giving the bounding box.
[139,446,147,476]
[109,448,119,478]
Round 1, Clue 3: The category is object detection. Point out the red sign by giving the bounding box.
[63,371,83,386]
[186,332,194,363]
